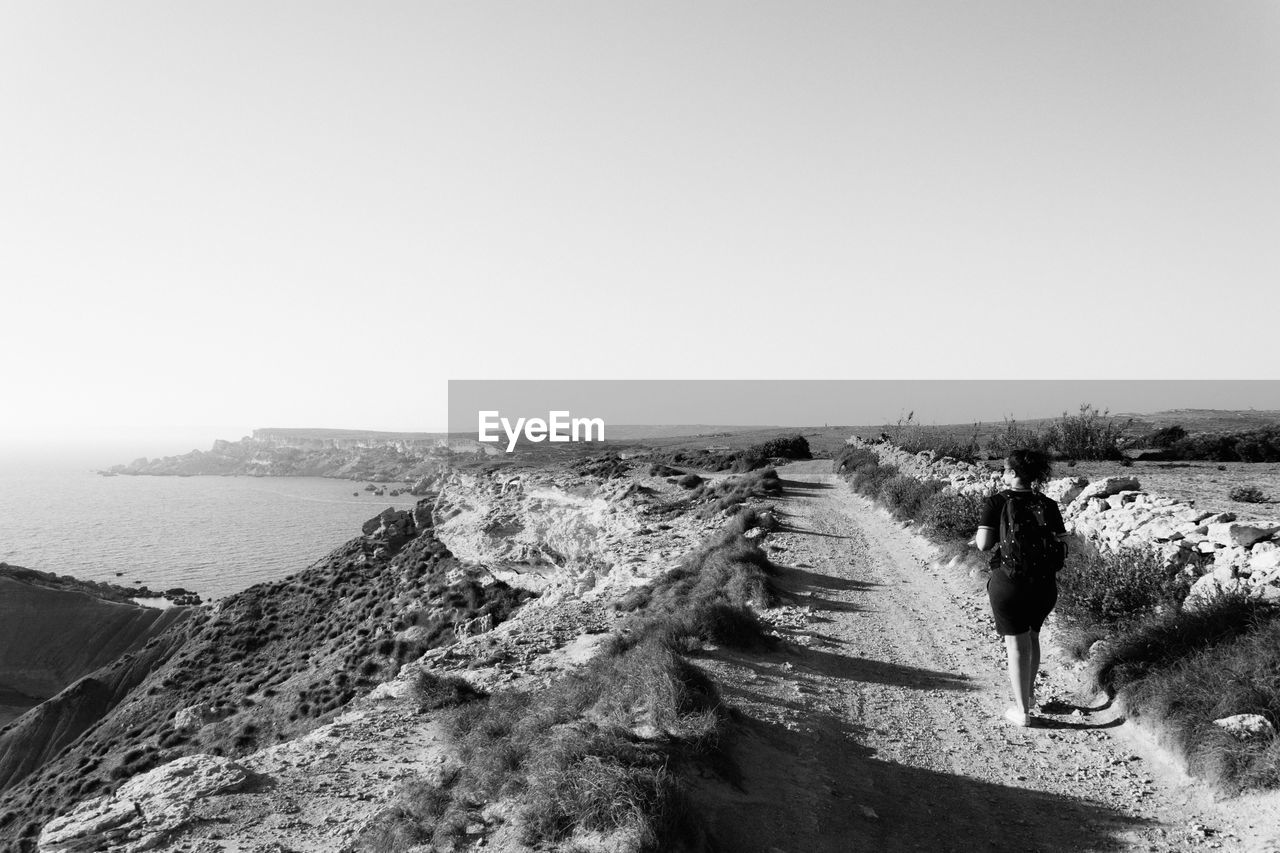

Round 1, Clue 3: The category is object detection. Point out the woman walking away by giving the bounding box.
[975,448,1069,727]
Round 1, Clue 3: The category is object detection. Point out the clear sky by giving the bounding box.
[2,2,1278,451]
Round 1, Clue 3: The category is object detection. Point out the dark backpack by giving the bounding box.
[998,491,1065,581]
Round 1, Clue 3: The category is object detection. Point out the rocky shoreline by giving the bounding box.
[0,564,201,607]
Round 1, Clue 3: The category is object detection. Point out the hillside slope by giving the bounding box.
[0,497,533,849]
[0,576,190,707]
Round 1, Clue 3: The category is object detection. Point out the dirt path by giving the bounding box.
[690,460,1280,853]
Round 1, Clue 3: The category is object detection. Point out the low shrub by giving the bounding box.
[751,435,812,461]
[985,417,1056,457]
[677,474,704,489]
[1145,426,1280,463]
[1091,596,1280,792]
[919,490,986,540]
[362,636,718,851]
[1228,485,1268,503]
[879,475,946,522]
[883,413,981,463]
[692,469,782,518]
[1054,403,1127,461]
[835,445,988,547]
[614,519,780,653]
[832,446,880,476]
[411,670,487,710]
[660,602,772,652]
[1056,546,1189,624]
[850,462,899,498]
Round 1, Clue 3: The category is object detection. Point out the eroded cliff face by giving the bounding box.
[429,458,714,602]
[0,577,190,706]
[0,618,192,793]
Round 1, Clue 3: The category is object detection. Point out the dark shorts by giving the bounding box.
[986,569,1058,636]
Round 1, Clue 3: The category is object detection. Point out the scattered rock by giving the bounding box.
[1043,476,1089,505]
[1212,714,1276,740]
[173,704,226,734]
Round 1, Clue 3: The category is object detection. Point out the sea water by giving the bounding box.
[0,462,420,601]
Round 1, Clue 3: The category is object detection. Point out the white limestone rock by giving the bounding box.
[1206,521,1280,548]
[1211,564,1237,582]
[39,755,247,853]
[1249,549,1280,586]
[1072,477,1141,507]
[1043,476,1088,505]
[1212,714,1276,741]
[172,703,224,734]
[1141,521,1183,542]
[1184,574,1251,610]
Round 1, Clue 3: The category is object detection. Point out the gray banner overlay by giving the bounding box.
[447,380,1280,449]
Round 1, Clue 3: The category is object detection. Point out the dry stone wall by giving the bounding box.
[846,437,1280,607]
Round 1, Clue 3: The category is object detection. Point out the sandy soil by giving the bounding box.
[688,460,1280,853]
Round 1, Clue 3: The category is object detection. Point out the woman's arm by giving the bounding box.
[975,526,998,551]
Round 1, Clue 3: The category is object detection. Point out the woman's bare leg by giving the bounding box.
[1004,632,1033,713]
[1028,631,1042,709]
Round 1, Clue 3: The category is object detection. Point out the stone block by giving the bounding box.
[1206,521,1280,548]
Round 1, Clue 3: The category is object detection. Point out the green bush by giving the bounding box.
[1056,546,1189,624]
[1229,485,1268,503]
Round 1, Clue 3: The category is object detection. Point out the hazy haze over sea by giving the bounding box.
[0,444,419,601]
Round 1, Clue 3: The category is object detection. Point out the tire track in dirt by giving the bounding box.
[690,460,1278,853]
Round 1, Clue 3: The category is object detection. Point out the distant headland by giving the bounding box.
[99,428,500,484]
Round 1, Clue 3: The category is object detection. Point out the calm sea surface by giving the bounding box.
[0,466,420,601]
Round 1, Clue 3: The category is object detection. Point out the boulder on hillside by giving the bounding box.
[362,508,415,551]
[172,703,227,734]
[412,501,434,532]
